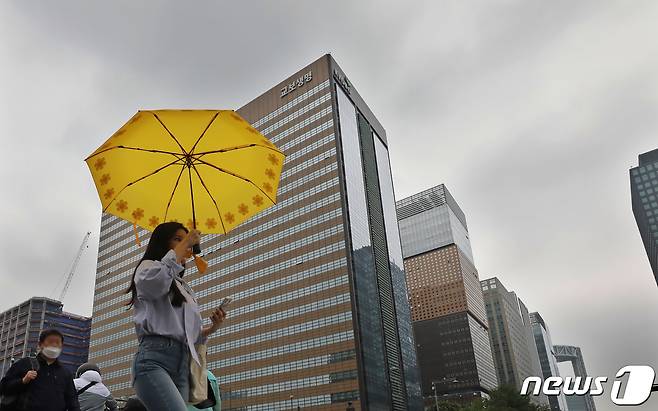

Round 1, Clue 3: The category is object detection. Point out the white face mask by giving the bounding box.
[41,346,62,359]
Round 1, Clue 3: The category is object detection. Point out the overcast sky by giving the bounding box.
[1,1,656,409]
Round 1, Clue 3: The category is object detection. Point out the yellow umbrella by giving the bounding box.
[85,109,285,246]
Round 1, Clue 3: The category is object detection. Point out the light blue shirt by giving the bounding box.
[133,249,205,363]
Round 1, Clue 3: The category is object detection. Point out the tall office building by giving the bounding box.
[88,55,422,410]
[553,345,597,411]
[397,185,497,401]
[529,312,569,411]
[630,148,658,285]
[480,278,548,407]
[0,297,91,376]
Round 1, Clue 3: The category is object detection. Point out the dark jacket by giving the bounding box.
[0,354,80,411]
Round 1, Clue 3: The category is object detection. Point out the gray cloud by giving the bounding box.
[1,1,657,409]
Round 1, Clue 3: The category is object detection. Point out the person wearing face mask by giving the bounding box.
[0,329,80,411]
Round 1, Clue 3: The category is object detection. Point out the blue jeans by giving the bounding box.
[132,335,190,411]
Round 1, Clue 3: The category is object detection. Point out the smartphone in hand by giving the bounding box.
[219,297,232,310]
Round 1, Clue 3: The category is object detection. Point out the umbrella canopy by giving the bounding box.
[85,110,285,235]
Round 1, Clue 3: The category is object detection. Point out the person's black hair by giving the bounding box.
[76,362,100,378]
[125,222,187,308]
[39,329,64,344]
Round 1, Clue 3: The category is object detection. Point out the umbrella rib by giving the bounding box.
[187,167,197,229]
[193,157,277,205]
[194,143,283,157]
[190,165,227,233]
[86,145,184,161]
[164,165,186,222]
[189,112,220,155]
[103,159,182,213]
[151,112,188,155]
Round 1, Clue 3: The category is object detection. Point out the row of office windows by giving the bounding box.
[215,276,348,335]
[211,259,347,310]
[193,239,345,300]
[100,214,121,231]
[265,107,332,144]
[91,231,344,336]
[223,391,359,411]
[252,80,330,128]
[95,161,338,266]
[213,311,351,354]
[259,93,331,136]
[94,179,340,293]
[278,120,333,153]
[98,311,352,378]
[98,224,148,249]
[220,372,353,405]
[90,278,348,349]
[214,351,354,385]
[196,181,339,260]
[214,292,351,340]
[199,224,342,284]
[282,144,335,182]
[212,324,352,373]
[93,222,344,322]
[92,206,342,316]
[280,134,335,167]
[103,340,355,386]
[194,242,345,305]
[196,211,342,278]
[95,250,344,330]
[91,239,345,345]
[101,330,353,387]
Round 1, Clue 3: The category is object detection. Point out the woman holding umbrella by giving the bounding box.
[84,109,285,410]
[126,222,226,411]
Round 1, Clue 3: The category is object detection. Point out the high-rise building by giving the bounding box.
[529,312,569,411]
[480,278,548,407]
[553,345,597,411]
[397,185,497,402]
[88,55,422,410]
[0,297,91,376]
[630,148,658,285]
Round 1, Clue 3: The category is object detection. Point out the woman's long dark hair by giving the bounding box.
[125,222,187,308]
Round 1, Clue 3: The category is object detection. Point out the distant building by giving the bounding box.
[481,278,548,407]
[397,185,498,402]
[0,297,91,376]
[630,148,658,285]
[554,345,597,411]
[529,312,569,411]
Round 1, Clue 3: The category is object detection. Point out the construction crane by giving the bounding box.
[58,231,91,301]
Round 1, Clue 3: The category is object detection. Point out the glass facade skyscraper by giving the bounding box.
[630,148,658,285]
[529,312,569,411]
[88,55,422,410]
[397,185,497,401]
[0,297,91,376]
